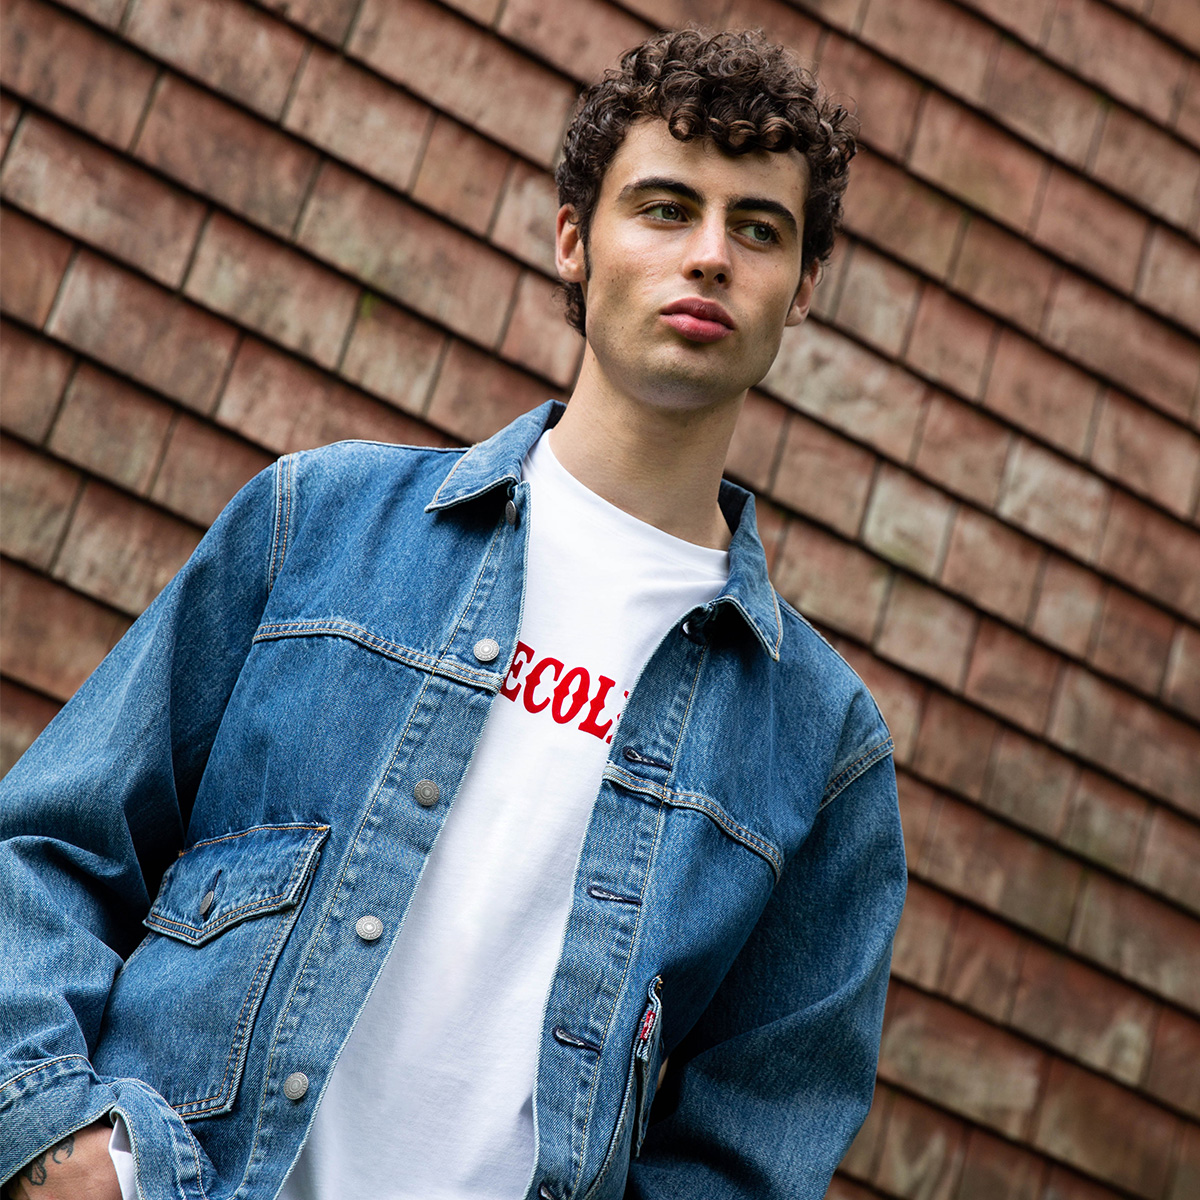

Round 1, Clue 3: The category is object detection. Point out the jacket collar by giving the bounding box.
[426,400,783,660]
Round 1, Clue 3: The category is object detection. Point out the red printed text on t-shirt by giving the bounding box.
[499,640,626,743]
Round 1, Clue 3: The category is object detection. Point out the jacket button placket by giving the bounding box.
[258,498,528,1181]
[534,627,710,1192]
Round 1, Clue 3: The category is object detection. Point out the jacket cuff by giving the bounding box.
[108,1076,213,1200]
[0,1055,115,1183]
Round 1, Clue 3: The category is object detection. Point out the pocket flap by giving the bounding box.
[146,823,329,946]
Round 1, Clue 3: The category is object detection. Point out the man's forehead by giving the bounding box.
[600,117,810,206]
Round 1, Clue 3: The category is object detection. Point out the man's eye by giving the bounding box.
[743,222,779,244]
[645,202,685,221]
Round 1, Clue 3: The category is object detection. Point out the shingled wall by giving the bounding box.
[1,0,1198,1196]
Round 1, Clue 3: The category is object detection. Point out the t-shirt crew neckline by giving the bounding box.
[527,432,731,579]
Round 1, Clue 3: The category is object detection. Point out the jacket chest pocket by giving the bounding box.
[94,823,328,1118]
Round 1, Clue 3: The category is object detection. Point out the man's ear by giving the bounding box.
[785,262,820,327]
[556,205,587,284]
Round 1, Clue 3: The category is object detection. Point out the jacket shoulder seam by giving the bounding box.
[817,735,894,812]
[266,442,466,589]
[268,454,293,592]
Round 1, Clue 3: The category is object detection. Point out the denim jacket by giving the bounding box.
[0,400,905,1200]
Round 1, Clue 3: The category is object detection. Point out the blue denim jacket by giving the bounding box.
[0,400,905,1200]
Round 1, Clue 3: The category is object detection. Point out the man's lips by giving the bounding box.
[661,298,735,343]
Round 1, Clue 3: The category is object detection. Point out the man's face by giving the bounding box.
[556,118,815,413]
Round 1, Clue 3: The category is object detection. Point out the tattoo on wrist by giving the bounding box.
[19,1132,75,1186]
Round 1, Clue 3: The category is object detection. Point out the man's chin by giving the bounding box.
[630,368,752,413]
[585,331,765,411]
[637,346,769,409]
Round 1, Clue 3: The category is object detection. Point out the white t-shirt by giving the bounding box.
[113,433,729,1199]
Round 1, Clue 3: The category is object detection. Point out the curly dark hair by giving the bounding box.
[555,29,857,336]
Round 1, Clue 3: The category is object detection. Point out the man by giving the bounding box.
[1,28,905,1200]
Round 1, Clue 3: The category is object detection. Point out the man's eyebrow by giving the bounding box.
[618,176,703,205]
[618,176,798,236]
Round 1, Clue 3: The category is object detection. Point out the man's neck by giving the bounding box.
[548,352,743,551]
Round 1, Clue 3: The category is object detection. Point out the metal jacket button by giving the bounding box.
[413,779,440,807]
[504,499,518,526]
[473,637,500,663]
[355,915,383,942]
[199,890,215,917]
[283,1072,309,1101]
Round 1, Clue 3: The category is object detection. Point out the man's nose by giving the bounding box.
[682,216,731,285]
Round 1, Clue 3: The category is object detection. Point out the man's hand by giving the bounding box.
[3,1121,120,1200]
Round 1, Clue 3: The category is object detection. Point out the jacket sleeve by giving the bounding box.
[627,743,906,1199]
[0,461,281,1183]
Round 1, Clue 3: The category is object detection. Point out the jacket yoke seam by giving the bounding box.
[603,764,782,879]
[252,622,500,692]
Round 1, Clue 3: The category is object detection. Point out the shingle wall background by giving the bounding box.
[1,0,1198,1196]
